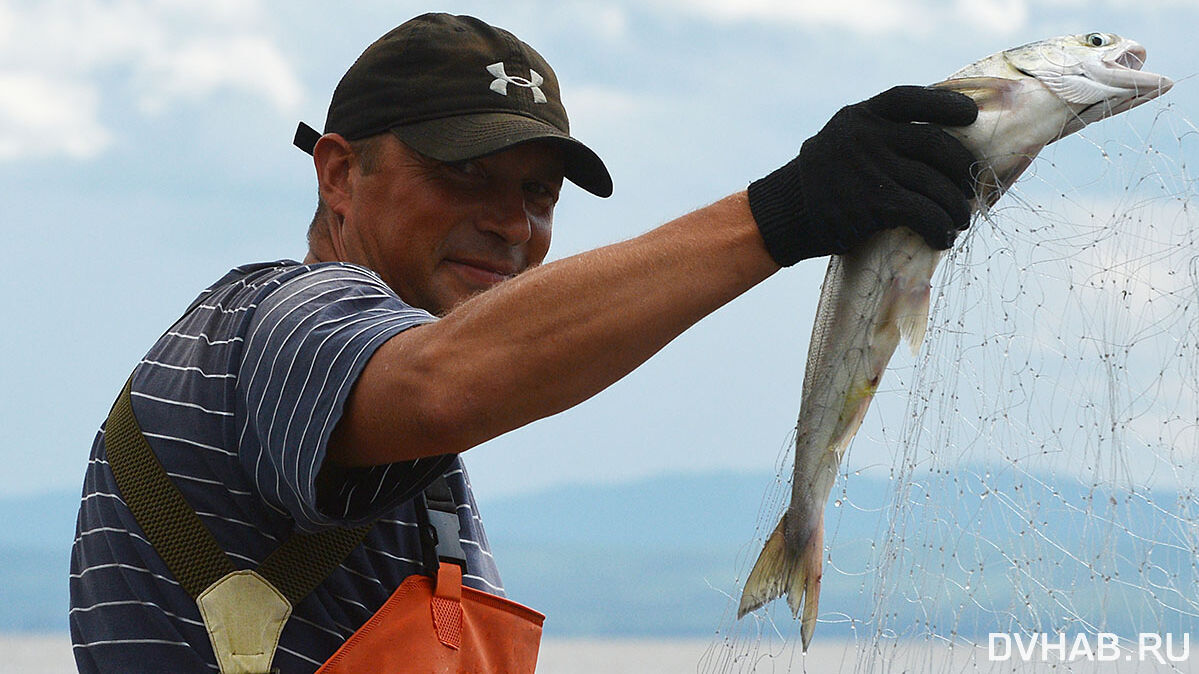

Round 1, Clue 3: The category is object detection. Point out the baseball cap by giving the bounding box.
[294,13,612,198]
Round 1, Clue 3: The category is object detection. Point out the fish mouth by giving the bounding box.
[1111,45,1146,71]
[1057,40,1174,130]
[1088,41,1173,114]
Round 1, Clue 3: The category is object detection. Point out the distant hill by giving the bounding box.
[479,471,776,637]
[7,469,1195,640]
[0,472,777,635]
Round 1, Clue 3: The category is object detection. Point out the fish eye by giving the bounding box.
[1085,33,1111,48]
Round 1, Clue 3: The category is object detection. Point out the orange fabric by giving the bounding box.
[431,564,464,649]
[316,563,544,674]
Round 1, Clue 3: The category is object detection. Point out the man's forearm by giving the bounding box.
[327,191,779,465]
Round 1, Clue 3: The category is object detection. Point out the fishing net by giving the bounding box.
[701,94,1199,672]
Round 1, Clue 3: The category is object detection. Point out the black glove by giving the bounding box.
[748,85,979,266]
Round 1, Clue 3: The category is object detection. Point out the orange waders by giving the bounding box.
[317,486,545,673]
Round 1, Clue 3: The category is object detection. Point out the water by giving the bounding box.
[10,633,1197,672]
[1,635,718,673]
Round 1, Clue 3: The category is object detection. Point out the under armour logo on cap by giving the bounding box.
[487,62,547,103]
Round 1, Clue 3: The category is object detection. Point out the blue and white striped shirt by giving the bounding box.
[70,261,504,673]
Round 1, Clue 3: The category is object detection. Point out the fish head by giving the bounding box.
[1002,32,1173,138]
[935,32,1174,208]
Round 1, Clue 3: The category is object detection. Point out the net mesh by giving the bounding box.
[702,96,1199,671]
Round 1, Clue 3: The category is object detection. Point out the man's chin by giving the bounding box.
[421,283,489,317]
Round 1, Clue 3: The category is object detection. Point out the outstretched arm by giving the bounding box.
[329,191,774,465]
[326,86,979,466]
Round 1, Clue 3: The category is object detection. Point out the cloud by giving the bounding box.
[643,0,1196,40]
[0,0,301,161]
[564,84,649,124]
[135,34,301,115]
[585,5,630,43]
[653,0,936,35]
[643,0,1037,37]
[952,0,1028,36]
[0,71,111,160]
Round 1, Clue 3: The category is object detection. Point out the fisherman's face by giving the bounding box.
[337,135,564,315]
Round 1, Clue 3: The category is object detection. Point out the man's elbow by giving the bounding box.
[325,350,482,466]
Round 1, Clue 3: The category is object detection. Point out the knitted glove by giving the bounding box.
[748,86,979,266]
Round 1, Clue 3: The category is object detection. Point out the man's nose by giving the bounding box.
[478,188,532,245]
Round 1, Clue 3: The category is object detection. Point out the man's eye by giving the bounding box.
[447,160,483,177]
[524,181,558,203]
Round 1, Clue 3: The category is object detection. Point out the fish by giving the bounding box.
[736,33,1174,651]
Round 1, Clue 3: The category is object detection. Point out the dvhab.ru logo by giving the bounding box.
[988,633,1191,663]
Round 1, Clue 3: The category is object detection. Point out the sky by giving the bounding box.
[2,0,1196,502]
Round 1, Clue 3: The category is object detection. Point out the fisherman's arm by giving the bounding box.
[328,191,774,465]
[327,86,979,467]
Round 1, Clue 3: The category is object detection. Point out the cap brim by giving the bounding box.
[390,113,613,198]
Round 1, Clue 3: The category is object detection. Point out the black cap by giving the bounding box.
[294,13,612,198]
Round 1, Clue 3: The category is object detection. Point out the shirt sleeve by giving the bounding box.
[236,263,451,530]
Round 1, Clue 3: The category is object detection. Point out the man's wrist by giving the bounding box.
[748,156,833,266]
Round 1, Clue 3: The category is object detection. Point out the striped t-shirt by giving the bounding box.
[70,261,505,673]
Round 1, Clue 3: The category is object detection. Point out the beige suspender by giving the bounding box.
[104,376,371,673]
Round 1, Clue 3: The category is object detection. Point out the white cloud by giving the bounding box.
[0,71,111,160]
[589,5,630,42]
[565,84,648,124]
[640,0,1146,38]
[953,0,1028,36]
[0,0,301,161]
[136,34,302,115]
[659,0,931,35]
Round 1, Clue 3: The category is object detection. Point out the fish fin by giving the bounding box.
[738,513,825,652]
[976,152,1037,210]
[738,517,793,618]
[930,76,1019,110]
[831,386,875,456]
[896,283,931,357]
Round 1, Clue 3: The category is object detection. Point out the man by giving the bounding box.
[70,12,977,673]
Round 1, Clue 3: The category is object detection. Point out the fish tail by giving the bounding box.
[737,513,825,651]
[798,524,823,652]
[737,517,792,619]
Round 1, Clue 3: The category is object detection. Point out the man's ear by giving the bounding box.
[313,133,355,222]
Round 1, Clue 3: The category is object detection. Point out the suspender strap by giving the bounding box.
[423,475,456,512]
[104,376,371,605]
[414,476,467,576]
[256,524,371,606]
[105,377,237,598]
